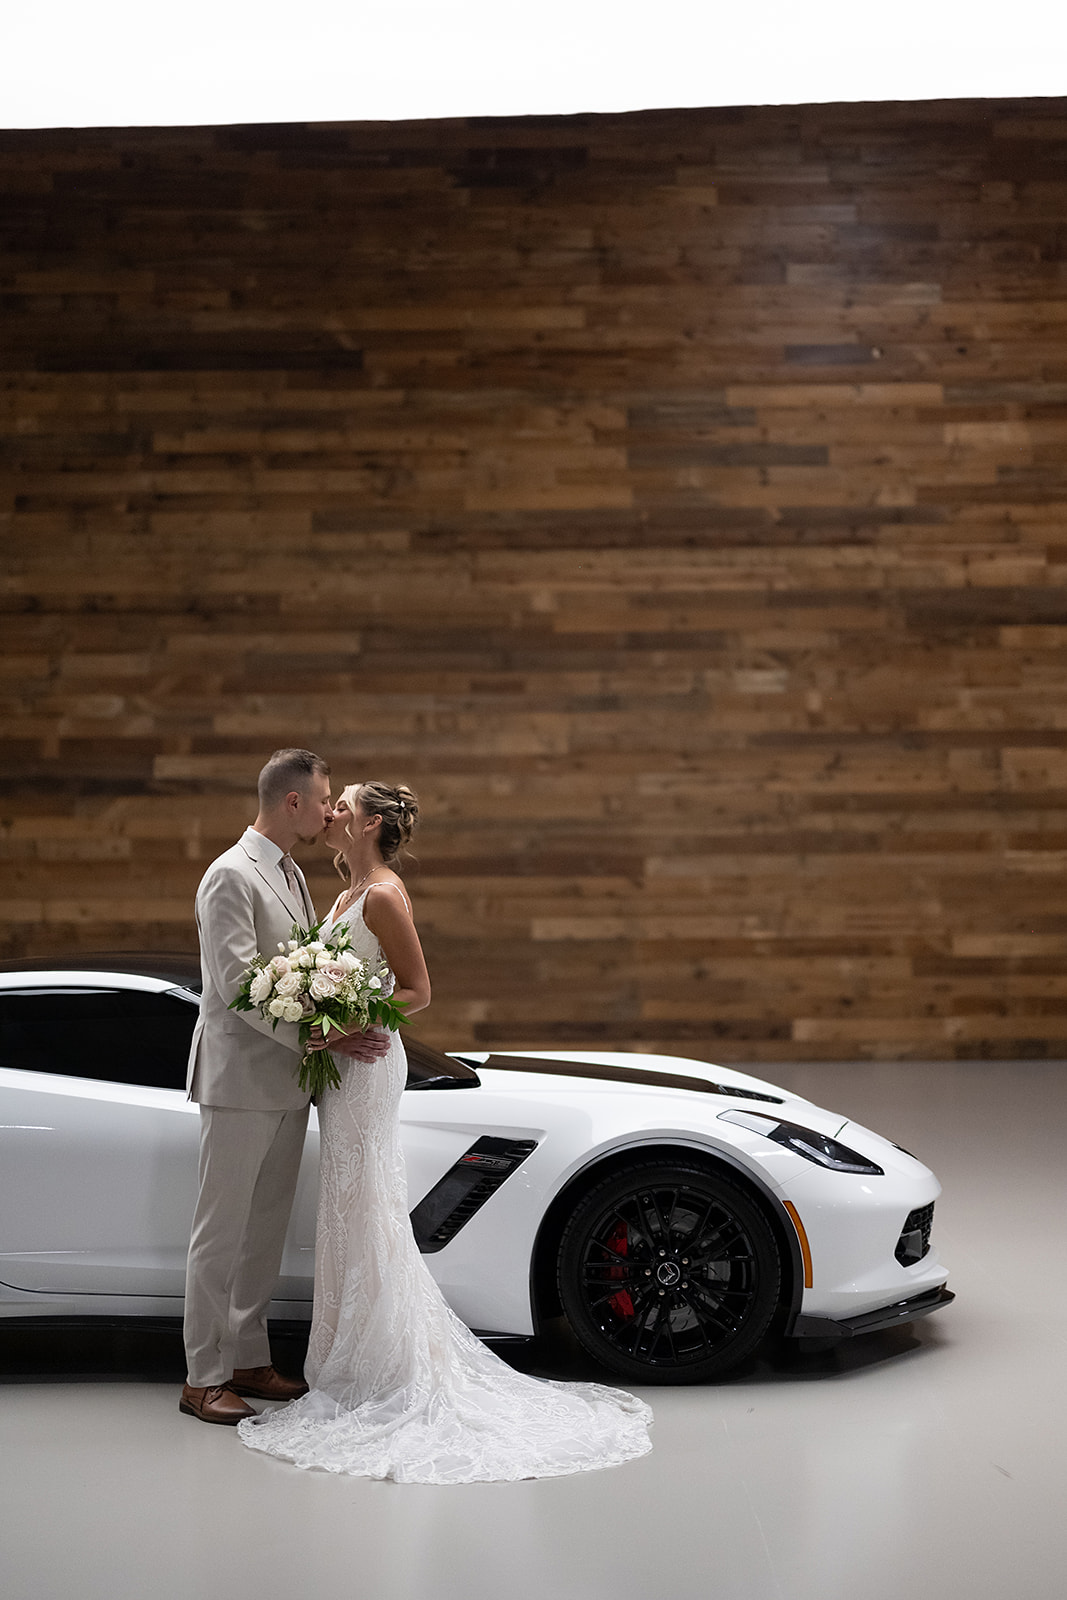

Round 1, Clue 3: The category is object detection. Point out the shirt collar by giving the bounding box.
[241,825,287,870]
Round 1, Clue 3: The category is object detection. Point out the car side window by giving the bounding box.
[0,987,197,1091]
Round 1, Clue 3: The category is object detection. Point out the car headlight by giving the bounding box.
[718,1109,885,1175]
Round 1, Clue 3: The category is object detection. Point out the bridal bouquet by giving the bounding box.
[229,918,409,1096]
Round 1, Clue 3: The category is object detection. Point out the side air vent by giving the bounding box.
[895,1202,934,1267]
[410,1137,538,1254]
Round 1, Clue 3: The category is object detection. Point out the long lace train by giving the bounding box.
[237,893,652,1483]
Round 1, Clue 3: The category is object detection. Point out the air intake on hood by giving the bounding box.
[481,1055,783,1103]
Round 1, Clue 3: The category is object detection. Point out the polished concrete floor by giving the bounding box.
[3,1060,1066,1600]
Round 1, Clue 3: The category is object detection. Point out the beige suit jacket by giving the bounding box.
[186,828,316,1111]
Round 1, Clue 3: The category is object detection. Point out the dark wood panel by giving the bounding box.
[4,97,1067,1060]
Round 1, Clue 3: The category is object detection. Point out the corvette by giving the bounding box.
[0,956,952,1382]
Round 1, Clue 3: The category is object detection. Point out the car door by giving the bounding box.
[0,982,208,1298]
[0,985,483,1309]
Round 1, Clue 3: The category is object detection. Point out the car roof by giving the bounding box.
[0,952,202,989]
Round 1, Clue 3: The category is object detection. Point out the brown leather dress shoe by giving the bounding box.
[179,1383,256,1425]
[230,1364,309,1402]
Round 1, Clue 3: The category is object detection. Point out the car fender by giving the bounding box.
[526,1130,806,1334]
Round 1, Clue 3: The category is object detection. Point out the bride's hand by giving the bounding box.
[332,1027,391,1062]
[306,1021,390,1060]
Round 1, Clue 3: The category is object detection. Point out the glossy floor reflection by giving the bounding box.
[3,1061,1066,1600]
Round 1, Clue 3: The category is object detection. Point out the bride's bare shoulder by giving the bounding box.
[364,877,412,917]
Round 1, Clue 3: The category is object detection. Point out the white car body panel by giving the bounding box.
[0,974,950,1351]
[427,1057,946,1333]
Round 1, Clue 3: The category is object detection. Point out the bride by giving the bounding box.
[237,780,653,1483]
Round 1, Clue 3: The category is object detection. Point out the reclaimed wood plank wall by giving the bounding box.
[3,98,1067,1061]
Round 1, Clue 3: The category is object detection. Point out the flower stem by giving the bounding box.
[297,1047,342,1096]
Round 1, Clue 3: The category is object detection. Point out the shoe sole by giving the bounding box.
[229,1385,308,1400]
[178,1400,251,1425]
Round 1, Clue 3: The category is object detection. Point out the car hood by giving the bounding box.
[462,1052,923,1162]
[465,1050,797,1106]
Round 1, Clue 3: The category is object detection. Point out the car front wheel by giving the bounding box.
[557,1158,782,1384]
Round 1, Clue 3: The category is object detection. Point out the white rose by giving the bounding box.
[292,948,313,969]
[268,996,289,1018]
[308,941,325,954]
[310,972,338,1001]
[339,951,361,974]
[315,949,335,969]
[281,998,304,1023]
[249,969,273,1005]
[275,969,303,998]
[287,939,298,951]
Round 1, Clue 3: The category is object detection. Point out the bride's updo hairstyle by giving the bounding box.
[333,780,419,879]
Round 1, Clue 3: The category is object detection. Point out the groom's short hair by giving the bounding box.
[257,748,331,808]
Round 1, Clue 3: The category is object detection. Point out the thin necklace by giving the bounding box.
[345,866,381,903]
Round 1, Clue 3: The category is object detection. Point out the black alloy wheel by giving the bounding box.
[557,1159,782,1384]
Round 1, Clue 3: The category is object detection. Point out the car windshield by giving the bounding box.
[404,1036,479,1089]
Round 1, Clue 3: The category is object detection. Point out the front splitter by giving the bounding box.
[789,1284,955,1340]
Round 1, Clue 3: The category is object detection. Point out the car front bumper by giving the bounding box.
[789,1283,955,1340]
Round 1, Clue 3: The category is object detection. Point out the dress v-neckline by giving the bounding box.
[331,881,412,929]
[330,887,370,928]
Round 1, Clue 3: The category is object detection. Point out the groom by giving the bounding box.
[181,747,387,1425]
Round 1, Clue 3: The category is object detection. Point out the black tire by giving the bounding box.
[557,1158,782,1384]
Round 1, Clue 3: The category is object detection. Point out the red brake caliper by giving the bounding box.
[606,1222,635,1318]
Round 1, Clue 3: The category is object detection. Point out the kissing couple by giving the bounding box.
[181,747,652,1483]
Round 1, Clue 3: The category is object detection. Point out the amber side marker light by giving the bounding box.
[783,1201,814,1289]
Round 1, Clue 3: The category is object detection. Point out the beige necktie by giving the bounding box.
[281,854,300,903]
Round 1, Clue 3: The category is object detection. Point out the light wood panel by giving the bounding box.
[4,99,1067,1060]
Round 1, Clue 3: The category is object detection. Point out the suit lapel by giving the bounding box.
[256,857,304,923]
[239,836,304,924]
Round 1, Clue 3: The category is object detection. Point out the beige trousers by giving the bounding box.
[183,1103,310,1387]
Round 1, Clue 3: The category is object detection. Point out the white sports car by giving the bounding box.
[0,956,952,1382]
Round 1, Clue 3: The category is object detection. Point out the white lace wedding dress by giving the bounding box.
[237,888,653,1483]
